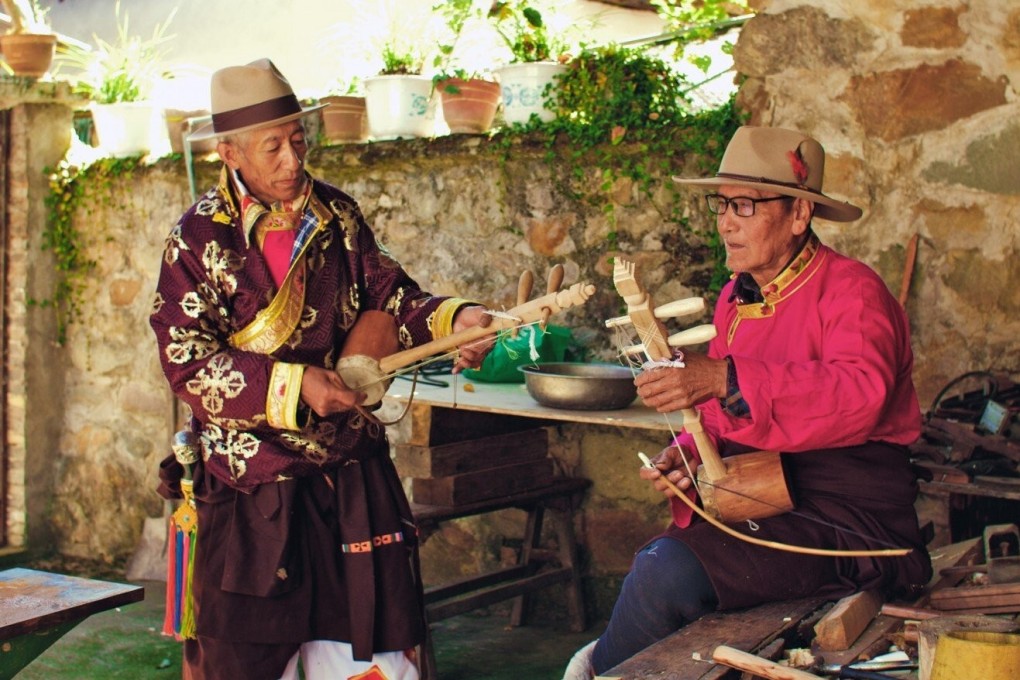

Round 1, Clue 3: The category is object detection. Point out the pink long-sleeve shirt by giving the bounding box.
[670,239,921,527]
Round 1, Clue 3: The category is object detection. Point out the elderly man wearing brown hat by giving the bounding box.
[564,127,933,679]
[150,59,491,680]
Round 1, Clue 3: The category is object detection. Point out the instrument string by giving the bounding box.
[355,317,542,390]
[610,322,703,493]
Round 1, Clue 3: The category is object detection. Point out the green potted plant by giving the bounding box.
[487,1,569,125]
[62,1,176,157]
[0,0,57,78]
[431,0,501,134]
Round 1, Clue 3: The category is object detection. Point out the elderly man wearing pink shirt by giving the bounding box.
[566,126,932,679]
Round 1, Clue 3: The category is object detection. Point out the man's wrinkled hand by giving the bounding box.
[300,365,365,417]
[639,445,696,499]
[451,305,494,373]
[635,351,728,413]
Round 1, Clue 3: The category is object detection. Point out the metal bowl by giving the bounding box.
[519,362,638,411]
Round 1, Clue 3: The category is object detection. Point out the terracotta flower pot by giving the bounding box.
[164,108,217,155]
[0,33,57,78]
[437,78,501,134]
[320,95,368,143]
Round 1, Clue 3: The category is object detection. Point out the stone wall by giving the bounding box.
[737,0,1020,401]
[5,1,1019,623]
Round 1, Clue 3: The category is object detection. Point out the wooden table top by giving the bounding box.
[384,376,675,432]
[0,568,144,640]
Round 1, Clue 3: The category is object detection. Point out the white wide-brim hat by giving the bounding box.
[189,58,325,141]
[672,126,862,222]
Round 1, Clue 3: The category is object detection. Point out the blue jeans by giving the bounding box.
[591,537,718,674]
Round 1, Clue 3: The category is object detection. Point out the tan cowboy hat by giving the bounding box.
[672,126,862,222]
[189,58,325,141]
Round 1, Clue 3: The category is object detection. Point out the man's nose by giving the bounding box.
[283,144,303,169]
[716,211,735,234]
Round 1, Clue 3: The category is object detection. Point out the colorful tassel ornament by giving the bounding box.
[163,430,200,641]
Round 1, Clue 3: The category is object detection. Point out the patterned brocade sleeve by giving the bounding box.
[149,219,279,431]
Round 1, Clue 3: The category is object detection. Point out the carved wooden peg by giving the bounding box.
[541,264,565,328]
[512,270,534,338]
[654,297,705,319]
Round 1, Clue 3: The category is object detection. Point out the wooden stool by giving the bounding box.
[411,476,590,680]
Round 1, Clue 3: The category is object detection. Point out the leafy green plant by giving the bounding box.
[431,0,494,86]
[1,0,50,34]
[651,0,750,73]
[61,0,176,103]
[494,42,743,292]
[379,39,425,75]
[487,1,566,63]
[39,156,143,344]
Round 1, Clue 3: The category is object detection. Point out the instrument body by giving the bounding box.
[336,278,596,406]
[610,258,793,522]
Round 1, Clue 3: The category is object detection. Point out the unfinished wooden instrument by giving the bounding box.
[608,257,794,523]
[337,266,596,406]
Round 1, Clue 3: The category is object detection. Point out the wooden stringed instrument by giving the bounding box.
[337,266,596,406]
[608,257,794,523]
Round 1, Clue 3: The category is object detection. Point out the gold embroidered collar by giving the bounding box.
[727,234,825,342]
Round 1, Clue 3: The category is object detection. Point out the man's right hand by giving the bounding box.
[639,445,696,499]
[300,365,366,417]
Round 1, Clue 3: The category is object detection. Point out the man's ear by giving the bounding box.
[791,198,814,236]
[217,140,240,171]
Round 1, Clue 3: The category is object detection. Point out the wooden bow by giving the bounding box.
[611,257,910,557]
[337,270,596,405]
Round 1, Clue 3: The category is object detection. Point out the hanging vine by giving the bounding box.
[38,156,143,344]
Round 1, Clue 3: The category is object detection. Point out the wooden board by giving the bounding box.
[395,428,549,478]
[404,400,542,447]
[0,568,144,640]
[930,581,1020,611]
[818,538,984,668]
[384,380,673,435]
[813,591,884,651]
[411,459,557,506]
[599,597,828,680]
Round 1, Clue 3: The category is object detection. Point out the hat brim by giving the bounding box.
[187,104,327,142]
[672,175,863,222]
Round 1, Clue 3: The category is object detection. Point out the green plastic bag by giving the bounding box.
[463,324,574,383]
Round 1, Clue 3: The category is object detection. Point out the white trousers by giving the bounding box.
[279,641,419,680]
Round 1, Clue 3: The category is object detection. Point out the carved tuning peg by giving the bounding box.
[541,264,565,328]
[654,297,705,319]
[667,324,717,347]
[511,270,535,337]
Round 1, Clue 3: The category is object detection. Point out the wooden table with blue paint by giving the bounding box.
[0,567,144,679]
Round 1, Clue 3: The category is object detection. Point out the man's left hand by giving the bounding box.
[451,305,493,373]
[635,351,728,412]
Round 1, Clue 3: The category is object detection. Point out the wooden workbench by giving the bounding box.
[383,376,673,432]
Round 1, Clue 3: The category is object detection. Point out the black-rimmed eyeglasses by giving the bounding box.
[705,194,793,217]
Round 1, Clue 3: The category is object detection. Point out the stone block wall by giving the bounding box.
[738,0,1020,401]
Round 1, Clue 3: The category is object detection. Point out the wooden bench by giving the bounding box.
[0,568,144,679]
[599,596,830,679]
[412,476,590,679]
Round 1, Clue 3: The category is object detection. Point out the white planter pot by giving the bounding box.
[91,102,159,157]
[364,75,436,140]
[496,62,567,125]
